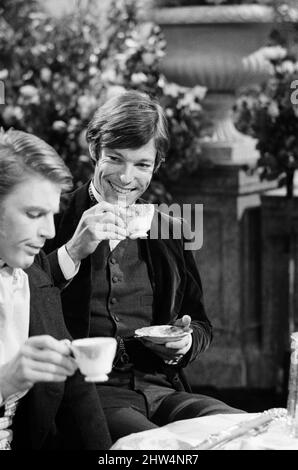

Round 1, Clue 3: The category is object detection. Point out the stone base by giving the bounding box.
[201,138,259,167]
[169,164,277,389]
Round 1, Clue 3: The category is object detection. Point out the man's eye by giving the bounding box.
[137,163,152,169]
[26,212,41,219]
[108,156,120,162]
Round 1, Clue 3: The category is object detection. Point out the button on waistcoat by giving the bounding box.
[89,238,154,339]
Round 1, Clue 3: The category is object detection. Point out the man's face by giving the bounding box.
[93,138,156,205]
[0,175,61,269]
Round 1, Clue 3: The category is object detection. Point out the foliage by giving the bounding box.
[99,0,207,201]
[234,49,298,197]
[0,0,207,202]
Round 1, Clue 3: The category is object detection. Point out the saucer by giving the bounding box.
[135,325,193,344]
[84,374,109,382]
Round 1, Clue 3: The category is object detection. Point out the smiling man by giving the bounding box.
[0,129,111,450]
[45,90,243,443]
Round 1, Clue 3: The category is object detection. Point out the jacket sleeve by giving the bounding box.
[178,244,213,368]
[47,249,71,289]
[55,371,112,450]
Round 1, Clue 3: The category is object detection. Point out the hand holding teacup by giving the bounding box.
[123,204,154,239]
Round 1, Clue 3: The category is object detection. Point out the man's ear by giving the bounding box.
[154,157,164,173]
[89,143,97,164]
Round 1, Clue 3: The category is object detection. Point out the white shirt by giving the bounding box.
[0,262,30,407]
[0,253,75,407]
[0,264,30,368]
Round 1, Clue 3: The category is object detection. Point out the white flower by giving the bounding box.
[125,38,138,49]
[68,118,79,132]
[280,61,295,75]
[101,68,117,83]
[267,101,279,119]
[89,66,98,76]
[79,154,89,162]
[52,120,67,132]
[78,94,97,119]
[20,85,39,98]
[192,85,207,101]
[142,52,155,67]
[163,82,181,98]
[2,105,24,123]
[165,108,174,118]
[131,72,147,85]
[40,67,52,83]
[19,85,40,104]
[89,54,98,64]
[260,46,287,61]
[0,69,8,80]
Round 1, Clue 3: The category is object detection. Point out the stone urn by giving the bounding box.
[150,4,279,166]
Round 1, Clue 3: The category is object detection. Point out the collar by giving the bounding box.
[89,181,104,205]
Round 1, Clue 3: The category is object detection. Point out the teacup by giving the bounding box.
[71,337,117,382]
[125,204,154,238]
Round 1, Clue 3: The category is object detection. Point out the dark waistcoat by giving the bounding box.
[89,238,154,339]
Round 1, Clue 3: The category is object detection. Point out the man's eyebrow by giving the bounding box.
[105,148,155,162]
[24,205,59,214]
[105,148,123,157]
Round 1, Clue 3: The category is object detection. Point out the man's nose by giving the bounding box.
[120,166,134,185]
[39,215,56,240]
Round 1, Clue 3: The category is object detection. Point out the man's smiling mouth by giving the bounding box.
[109,181,135,194]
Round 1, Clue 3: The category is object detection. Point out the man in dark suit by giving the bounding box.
[0,129,111,450]
[45,90,243,443]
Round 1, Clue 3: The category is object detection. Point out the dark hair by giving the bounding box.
[0,128,72,200]
[86,90,169,171]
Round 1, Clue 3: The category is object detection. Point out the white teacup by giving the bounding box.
[125,204,154,238]
[71,337,117,382]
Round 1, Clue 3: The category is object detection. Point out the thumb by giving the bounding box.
[174,315,191,328]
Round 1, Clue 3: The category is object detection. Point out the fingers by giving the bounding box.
[94,222,127,240]
[20,366,68,384]
[166,334,192,350]
[23,336,77,375]
[174,315,192,329]
[181,315,192,326]
[24,356,75,378]
[141,334,192,359]
[88,202,126,221]
[26,335,71,355]
[23,346,77,374]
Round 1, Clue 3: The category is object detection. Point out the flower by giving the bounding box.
[234,50,298,197]
[0,0,207,200]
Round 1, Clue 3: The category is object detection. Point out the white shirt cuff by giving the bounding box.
[57,245,80,281]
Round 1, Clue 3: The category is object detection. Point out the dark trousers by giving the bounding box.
[100,388,244,443]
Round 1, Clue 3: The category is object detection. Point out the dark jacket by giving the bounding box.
[11,251,111,450]
[45,183,213,389]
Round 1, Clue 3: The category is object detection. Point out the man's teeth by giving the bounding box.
[109,181,134,194]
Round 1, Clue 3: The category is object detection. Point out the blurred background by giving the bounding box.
[1,0,298,412]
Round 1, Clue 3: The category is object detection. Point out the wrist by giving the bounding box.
[65,241,80,265]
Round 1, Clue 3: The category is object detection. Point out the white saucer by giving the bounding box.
[84,374,109,382]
